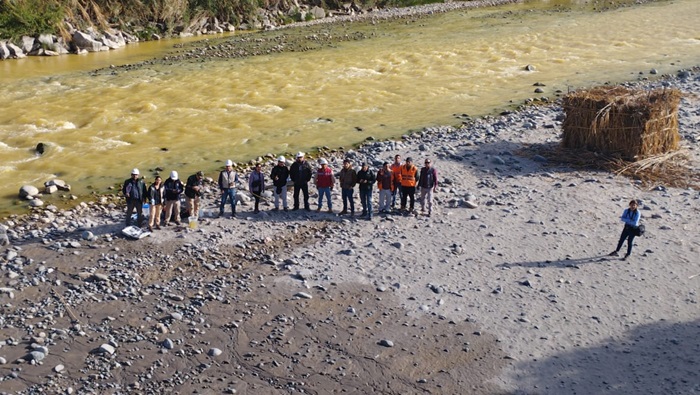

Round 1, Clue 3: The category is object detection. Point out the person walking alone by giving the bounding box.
[609,199,642,261]
[218,160,239,218]
[338,159,357,216]
[249,163,265,214]
[270,156,289,211]
[418,158,438,216]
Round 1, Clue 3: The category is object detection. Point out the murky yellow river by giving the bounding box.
[1,0,699,214]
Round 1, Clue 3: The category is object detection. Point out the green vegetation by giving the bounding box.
[0,0,454,40]
[0,0,65,39]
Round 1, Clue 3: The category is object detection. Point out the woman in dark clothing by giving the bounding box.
[249,164,265,214]
[609,199,641,260]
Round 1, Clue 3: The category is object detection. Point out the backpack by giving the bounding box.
[634,224,645,237]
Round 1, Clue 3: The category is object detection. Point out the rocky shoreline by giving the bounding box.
[1,0,521,63]
[2,68,699,393]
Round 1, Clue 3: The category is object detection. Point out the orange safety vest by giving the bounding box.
[400,164,417,187]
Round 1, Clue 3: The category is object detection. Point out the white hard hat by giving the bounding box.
[319,158,328,165]
[170,171,178,180]
[225,159,233,167]
[131,168,140,175]
[296,152,305,158]
[277,156,285,162]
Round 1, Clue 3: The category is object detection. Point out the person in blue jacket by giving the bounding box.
[609,199,641,260]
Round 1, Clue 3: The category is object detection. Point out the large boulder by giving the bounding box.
[121,31,138,43]
[310,6,326,19]
[5,42,26,59]
[54,38,69,54]
[72,31,104,52]
[100,37,120,50]
[103,30,126,47]
[19,185,39,199]
[0,42,9,59]
[20,36,38,53]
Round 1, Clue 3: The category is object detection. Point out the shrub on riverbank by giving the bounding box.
[0,0,65,39]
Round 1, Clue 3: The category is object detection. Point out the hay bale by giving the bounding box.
[562,86,681,160]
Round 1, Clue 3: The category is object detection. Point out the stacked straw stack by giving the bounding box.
[562,86,682,161]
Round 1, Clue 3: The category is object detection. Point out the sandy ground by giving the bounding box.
[1,72,700,394]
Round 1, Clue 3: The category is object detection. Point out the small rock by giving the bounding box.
[98,344,116,355]
[295,292,313,299]
[170,312,183,320]
[378,339,394,347]
[208,348,223,357]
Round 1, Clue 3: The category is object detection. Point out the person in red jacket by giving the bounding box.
[315,158,335,212]
[376,162,395,214]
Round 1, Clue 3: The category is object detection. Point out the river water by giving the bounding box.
[1,0,699,214]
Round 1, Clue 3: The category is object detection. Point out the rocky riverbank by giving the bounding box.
[1,0,522,63]
[1,68,699,394]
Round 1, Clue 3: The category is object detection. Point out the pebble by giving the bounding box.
[295,292,313,299]
[170,312,183,320]
[54,364,65,373]
[208,348,223,357]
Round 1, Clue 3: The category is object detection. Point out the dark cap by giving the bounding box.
[343,159,351,164]
[383,161,389,166]
[361,162,368,167]
[406,157,413,162]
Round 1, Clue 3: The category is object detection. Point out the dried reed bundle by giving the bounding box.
[562,86,682,160]
[611,149,700,189]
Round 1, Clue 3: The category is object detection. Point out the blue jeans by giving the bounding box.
[615,225,636,256]
[342,188,355,213]
[220,188,237,214]
[391,187,402,209]
[317,187,332,210]
[360,188,372,217]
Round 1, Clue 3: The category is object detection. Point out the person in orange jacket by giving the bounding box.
[399,157,419,213]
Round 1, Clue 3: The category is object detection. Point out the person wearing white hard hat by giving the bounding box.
[218,160,239,218]
[122,168,147,227]
[315,158,335,213]
[270,156,289,211]
[163,170,184,226]
[289,152,312,211]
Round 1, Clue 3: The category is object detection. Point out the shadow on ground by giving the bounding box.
[507,319,700,394]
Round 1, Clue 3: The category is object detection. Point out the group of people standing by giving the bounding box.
[277,152,439,220]
[122,152,439,229]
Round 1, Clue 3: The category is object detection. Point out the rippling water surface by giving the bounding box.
[1,0,699,214]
